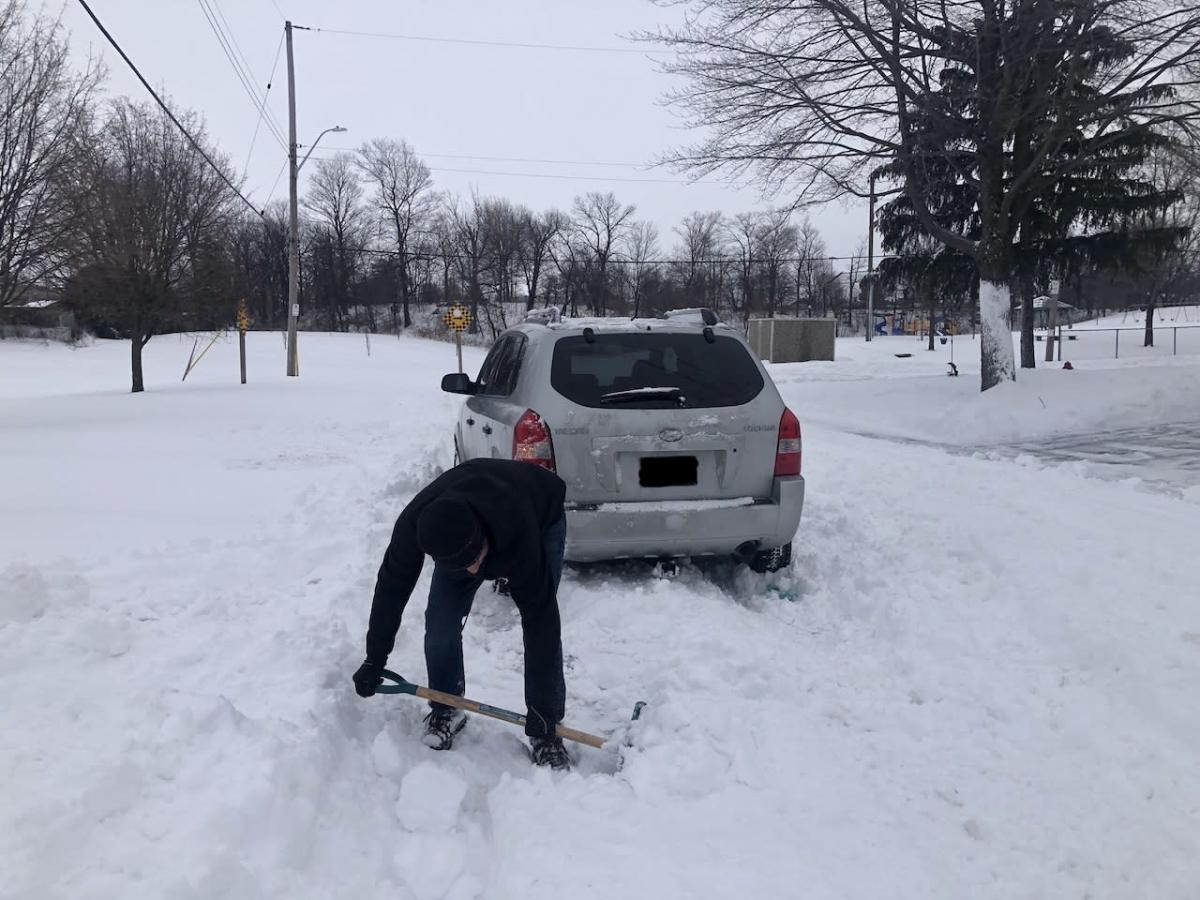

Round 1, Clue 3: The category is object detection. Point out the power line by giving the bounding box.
[195,0,287,150]
[430,165,706,185]
[321,146,649,169]
[432,153,649,170]
[197,0,285,143]
[74,0,263,217]
[243,29,286,177]
[333,244,877,267]
[211,0,261,80]
[304,154,709,185]
[300,25,668,55]
[212,0,289,141]
[264,155,289,207]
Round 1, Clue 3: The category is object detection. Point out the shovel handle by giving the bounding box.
[377,669,607,749]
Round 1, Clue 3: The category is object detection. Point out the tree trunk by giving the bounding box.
[1144,296,1156,347]
[979,279,1016,390]
[398,258,412,329]
[926,278,936,351]
[527,260,541,311]
[468,266,482,334]
[131,332,146,393]
[1018,265,1036,369]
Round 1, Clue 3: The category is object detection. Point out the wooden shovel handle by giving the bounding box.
[379,670,607,749]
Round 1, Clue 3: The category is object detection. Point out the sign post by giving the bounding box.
[442,304,472,373]
[237,301,250,385]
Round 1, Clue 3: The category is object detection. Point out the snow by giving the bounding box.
[772,329,1200,447]
[600,386,683,400]
[1076,304,1200,328]
[2,330,1199,898]
[397,762,469,832]
[979,279,1017,385]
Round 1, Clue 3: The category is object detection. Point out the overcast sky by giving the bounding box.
[62,0,868,264]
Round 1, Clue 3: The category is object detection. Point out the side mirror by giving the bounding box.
[441,372,475,395]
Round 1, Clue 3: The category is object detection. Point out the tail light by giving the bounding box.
[775,407,802,476]
[513,409,556,471]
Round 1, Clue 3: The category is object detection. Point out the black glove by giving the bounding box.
[353,659,384,698]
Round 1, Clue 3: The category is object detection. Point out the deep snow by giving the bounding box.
[2,330,1198,899]
[771,329,1200,447]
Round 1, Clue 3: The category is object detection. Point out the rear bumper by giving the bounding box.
[563,476,805,562]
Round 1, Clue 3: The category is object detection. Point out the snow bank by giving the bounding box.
[772,334,1200,446]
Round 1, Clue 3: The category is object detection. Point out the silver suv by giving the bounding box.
[440,309,804,572]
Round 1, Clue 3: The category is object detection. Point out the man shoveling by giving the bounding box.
[352,458,571,769]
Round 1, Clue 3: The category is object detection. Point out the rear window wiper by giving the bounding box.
[600,387,687,405]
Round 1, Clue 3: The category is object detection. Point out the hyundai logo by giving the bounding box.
[659,428,684,442]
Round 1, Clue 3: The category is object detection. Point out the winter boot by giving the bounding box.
[529,736,571,771]
[422,707,467,751]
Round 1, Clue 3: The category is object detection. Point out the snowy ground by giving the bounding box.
[1076,304,1200,329]
[2,330,1198,899]
[1048,304,1200,363]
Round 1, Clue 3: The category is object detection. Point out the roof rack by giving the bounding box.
[523,307,562,326]
[660,307,720,326]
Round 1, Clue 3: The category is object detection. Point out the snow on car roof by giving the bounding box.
[537,316,734,333]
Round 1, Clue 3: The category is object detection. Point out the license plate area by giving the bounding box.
[639,455,698,488]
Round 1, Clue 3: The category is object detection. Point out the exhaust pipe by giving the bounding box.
[734,540,761,565]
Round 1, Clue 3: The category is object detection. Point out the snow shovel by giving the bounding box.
[375,668,645,752]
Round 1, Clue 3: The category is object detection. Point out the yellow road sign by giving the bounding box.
[443,305,472,333]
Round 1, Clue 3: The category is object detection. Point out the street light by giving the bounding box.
[299,125,347,171]
[287,124,347,377]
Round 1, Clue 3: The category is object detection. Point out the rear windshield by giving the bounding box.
[550,332,764,409]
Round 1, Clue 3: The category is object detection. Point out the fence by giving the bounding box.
[1048,324,1200,361]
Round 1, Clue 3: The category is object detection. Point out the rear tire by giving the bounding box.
[749,543,791,574]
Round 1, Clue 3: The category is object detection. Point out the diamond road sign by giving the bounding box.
[442,305,472,333]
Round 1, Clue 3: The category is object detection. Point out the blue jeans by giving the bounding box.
[425,517,566,738]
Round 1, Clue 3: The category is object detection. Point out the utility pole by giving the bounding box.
[285,20,300,377]
[865,171,877,342]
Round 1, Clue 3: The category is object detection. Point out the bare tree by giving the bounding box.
[623,220,660,318]
[429,210,458,309]
[520,208,567,311]
[673,211,724,307]
[448,193,487,333]
[0,1,103,313]
[655,0,1200,389]
[1140,145,1200,347]
[355,138,435,330]
[757,208,797,318]
[231,200,287,329]
[725,212,762,324]
[486,198,526,328]
[572,191,635,315]
[794,219,827,316]
[551,231,593,318]
[303,152,366,330]
[70,100,236,392]
[847,240,867,329]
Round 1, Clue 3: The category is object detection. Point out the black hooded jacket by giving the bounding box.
[365,458,566,663]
